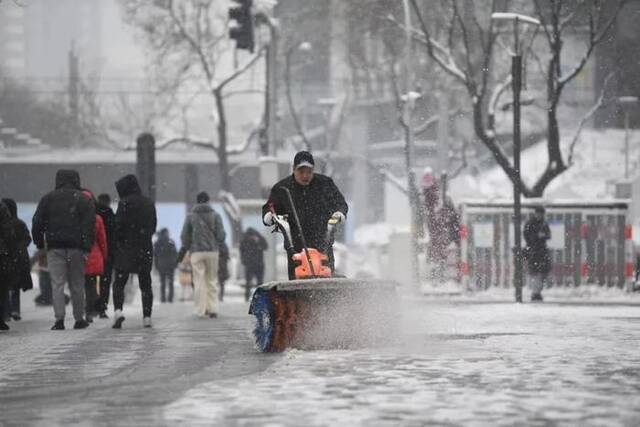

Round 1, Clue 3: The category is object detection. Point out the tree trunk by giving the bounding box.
[214,88,230,192]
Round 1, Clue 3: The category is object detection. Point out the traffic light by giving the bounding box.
[228,0,254,53]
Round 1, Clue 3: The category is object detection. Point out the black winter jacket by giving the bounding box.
[524,216,552,275]
[262,174,348,252]
[154,236,178,275]
[0,201,13,288]
[240,227,268,270]
[32,169,95,252]
[1,198,33,291]
[113,175,157,273]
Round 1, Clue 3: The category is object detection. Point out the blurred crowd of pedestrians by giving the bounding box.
[0,169,269,332]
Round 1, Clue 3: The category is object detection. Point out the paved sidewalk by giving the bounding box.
[0,284,273,426]
[2,289,640,426]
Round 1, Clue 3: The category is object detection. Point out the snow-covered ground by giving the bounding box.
[163,298,640,426]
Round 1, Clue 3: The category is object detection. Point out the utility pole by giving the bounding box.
[136,133,156,201]
[401,0,422,289]
[68,43,79,146]
[491,12,541,303]
[261,16,278,156]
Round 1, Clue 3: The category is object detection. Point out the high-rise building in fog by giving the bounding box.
[0,0,102,81]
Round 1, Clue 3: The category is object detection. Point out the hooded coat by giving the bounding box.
[113,175,157,273]
[32,169,95,252]
[1,199,33,291]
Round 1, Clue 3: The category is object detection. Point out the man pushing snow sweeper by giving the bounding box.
[249,151,398,352]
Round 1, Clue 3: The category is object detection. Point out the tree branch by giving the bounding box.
[215,48,265,91]
[406,0,470,86]
[558,1,623,87]
[567,71,615,166]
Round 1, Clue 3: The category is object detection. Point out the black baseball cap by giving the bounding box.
[293,151,315,169]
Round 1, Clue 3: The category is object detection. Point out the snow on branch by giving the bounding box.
[567,72,615,166]
[558,1,624,86]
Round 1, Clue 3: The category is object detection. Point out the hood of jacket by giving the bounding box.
[192,203,214,214]
[1,198,17,218]
[0,200,11,224]
[115,174,142,198]
[55,169,81,190]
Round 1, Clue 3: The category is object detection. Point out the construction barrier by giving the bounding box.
[459,200,632,290]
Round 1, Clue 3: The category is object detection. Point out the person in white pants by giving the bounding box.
[180,191,226,318]
[190,251,219,317]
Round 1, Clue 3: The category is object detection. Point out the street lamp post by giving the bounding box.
[285,41,312,150]
[618,96,638,179]
[401,0,422,289]
[491,12,540,303]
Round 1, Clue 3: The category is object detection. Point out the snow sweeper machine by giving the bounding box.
[249,187,399,352]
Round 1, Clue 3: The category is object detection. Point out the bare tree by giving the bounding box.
[121,0,263,191]
[408,0,626,197]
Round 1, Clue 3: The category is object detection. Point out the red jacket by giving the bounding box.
[85,214,107,275]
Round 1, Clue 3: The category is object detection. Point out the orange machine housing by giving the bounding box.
[291,249,332,279]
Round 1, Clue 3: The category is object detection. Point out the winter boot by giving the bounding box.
[112,310,125,329]
[74,319,90,329]
[51,320,65,330]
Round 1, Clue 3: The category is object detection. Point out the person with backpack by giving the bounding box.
[32,170,95,330]
[180,191,226,318]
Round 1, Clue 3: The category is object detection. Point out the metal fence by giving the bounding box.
[459,200,633,290]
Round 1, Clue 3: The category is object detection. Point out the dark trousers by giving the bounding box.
[85,275,99,316]
[245,266,264,301]
[113,269,153,317]
[286,247,335,280]
[219,280,225,301]
[8,289,20,316]
[35,271,52,305]
[159,272,174,303]
[0,282,7,323]
[95,263,112,314]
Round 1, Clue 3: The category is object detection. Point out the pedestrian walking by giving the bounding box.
[0,200,13,331]
[82,191,107,323]
[218,241,230,302]
[524,205,552,302]
[32,169,95,330]
[111,174,157,329]
[180,191,226,318]
[239,227,267,302]
[31,249,53,306]
[154,228,178,303]
[177,252,193,302]
[1,198,33,321]
[95,193,115,318]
